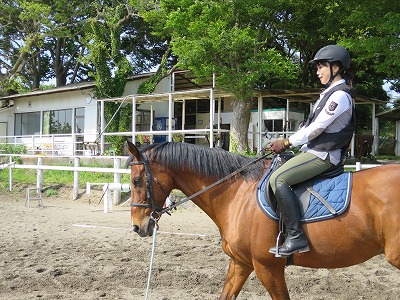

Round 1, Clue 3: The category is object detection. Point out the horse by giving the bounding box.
[126,141,400,300]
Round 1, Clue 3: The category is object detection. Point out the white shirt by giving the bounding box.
[288,79,353,165]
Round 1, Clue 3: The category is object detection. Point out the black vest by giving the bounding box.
[305,83,355,153]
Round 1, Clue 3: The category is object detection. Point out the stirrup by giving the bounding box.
[270,231,284,258]
[269,215,285,258]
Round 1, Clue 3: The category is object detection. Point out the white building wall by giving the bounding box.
[84,105,98,143]
[14,89,98,143]
[126,76,172,119]
[2,75,173,153]
[124,76,171,95]
[15,90,90,112]
[0,106,14,138]
[123,77,149,95]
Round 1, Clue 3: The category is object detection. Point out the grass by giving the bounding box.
[374,155,400,160]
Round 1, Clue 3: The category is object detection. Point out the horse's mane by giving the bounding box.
[139,142,266,181]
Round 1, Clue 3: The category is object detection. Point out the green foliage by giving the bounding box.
[143,0,300,151]
[85,4,136,155]
[0,144,27,164]
[137,47,172,94]
[0,144,27,154]
[1,0,399,152]
[163,0,298,99]
[341,0,400,93]
[45,189,58,197]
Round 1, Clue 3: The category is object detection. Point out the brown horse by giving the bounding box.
[126,141,400,300]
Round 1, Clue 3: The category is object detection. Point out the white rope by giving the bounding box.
[94,96,129,143]
[145,225,158,300]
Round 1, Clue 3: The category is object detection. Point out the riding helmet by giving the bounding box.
[310,45,350,69]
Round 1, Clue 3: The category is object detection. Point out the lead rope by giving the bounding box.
[143,150,273,298]
[145,213,160,300]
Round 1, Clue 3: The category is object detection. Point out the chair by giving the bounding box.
[25,188,43,208]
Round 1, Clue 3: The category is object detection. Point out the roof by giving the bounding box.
[104,88,233,103]
[376,106,400,120]
[0,70,387,106]
[0,73,154,101]
[0,81,95,100]
[255,88,386,105]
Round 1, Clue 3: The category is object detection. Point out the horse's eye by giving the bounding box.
[133,177,143,188]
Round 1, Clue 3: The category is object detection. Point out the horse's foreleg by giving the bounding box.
[220,258,253,300]
[253,260,290,300]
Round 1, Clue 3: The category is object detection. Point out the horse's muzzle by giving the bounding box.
[131,218,155,237]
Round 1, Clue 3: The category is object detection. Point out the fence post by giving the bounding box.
[8,156,12,192]
[73,157,80,200]
[356,161,361,171]
[37,157,43,192]
[104,184,112,213]
[113,157,121,205]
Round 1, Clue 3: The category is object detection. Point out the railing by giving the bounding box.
[0,128,234,156]
[1,129,347,157]
[1,133,86,156]
[1,153,387,213]
[1,154,130,212]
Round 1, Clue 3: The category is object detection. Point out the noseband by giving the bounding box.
[129,152,167,215]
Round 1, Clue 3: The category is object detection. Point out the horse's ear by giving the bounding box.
[126,140,140,160]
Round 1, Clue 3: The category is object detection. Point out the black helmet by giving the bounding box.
[310,45,350,69]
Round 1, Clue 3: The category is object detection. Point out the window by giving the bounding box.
[75,108,85,133]
[15,112,41,135]
[43,109,72,134]
[264,119,284,132]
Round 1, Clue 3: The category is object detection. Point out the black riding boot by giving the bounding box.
[269,183,310,256]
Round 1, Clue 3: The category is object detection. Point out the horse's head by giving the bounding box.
[126,141,173,237]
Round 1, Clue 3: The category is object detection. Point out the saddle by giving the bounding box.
[257,154,352,223]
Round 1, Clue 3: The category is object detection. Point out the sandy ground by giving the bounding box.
[1,186,400,300]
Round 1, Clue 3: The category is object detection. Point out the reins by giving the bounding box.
[136,148,272,300]
[159,150,272,215]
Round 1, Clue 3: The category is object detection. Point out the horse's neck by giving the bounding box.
[172,169,239,223]
[173,170,220,200]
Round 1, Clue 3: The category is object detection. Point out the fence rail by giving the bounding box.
[1,153,386,212]
[2,154,129,209]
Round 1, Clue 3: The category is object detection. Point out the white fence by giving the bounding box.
[2,154,130,212]
[0,154,385,213]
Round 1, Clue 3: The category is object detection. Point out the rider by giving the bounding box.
[268,44,355,257]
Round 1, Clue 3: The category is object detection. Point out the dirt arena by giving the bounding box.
[1,186,400,300]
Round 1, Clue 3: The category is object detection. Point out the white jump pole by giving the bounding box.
[103,183,130,213]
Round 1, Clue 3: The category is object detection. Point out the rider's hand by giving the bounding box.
[270,138,291,154]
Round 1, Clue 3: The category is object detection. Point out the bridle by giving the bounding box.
[129,152,170,221]
[129,149,272,220]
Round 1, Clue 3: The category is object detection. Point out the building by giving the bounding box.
[0,71,388,156]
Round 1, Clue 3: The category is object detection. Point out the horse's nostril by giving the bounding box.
[132,225,139,233]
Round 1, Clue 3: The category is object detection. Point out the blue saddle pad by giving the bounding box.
[257,172,352,223]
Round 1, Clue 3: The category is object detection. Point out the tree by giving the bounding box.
[85,2,167,154]
[140,0,298,153]
[341,0,400,94]
[0,0,45,92]
[2,0,398,153]
[0,0,94,91]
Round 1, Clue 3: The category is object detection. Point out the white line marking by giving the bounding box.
[72,224,208,237]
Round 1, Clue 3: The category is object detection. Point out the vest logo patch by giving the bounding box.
[328,101,338,111]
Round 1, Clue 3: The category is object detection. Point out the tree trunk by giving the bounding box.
[229,98,253,153]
